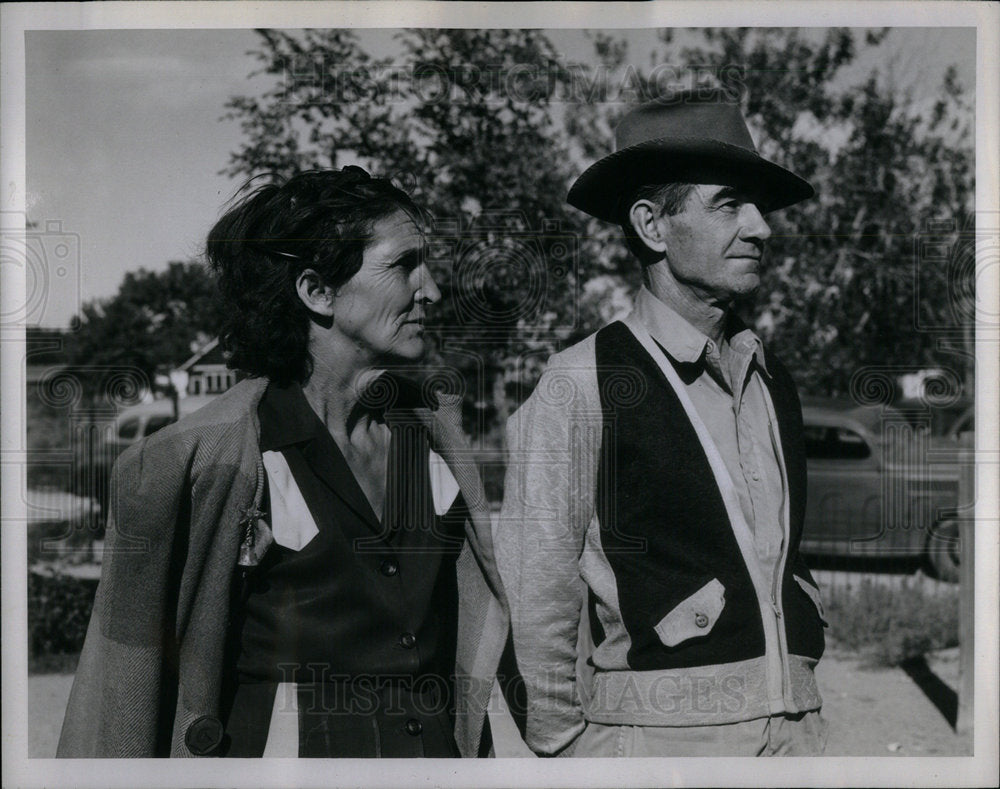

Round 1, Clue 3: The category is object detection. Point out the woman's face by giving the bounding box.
[328,210,440,364]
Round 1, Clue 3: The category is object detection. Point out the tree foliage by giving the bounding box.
[650,28,975,398]
[66,261,226,395]
[223,29,597,438]
[222,27,975,439]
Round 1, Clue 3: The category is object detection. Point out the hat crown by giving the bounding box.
[567,88,814,222]
[615,90,758,154]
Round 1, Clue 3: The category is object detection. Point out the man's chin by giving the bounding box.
[726,277,760,305]
[736,275,761,297]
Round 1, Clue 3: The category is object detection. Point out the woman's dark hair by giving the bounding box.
[205,166,425,385]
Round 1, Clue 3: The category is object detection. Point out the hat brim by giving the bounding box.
[567,137,815,222]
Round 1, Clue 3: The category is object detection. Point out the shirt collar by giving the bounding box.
[258,381,324,451]
[257,373,435,451]
[631,285,771,378]
[726,315,771,378]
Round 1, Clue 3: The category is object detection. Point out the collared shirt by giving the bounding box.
[632,285,785,579]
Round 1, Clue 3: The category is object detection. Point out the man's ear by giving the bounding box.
[295,268,335,316]
[629,199,668,255]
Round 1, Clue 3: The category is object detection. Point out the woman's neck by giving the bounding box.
[301,347,386,439]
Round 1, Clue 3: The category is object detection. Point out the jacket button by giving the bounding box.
[405,718,423,736]
[694,613,710,629]
[185,715,224,756]
[400,631,417,649]
[380,559,399,577]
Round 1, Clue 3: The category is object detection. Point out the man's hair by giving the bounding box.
[205,167,425,386]
[619,182,696,265]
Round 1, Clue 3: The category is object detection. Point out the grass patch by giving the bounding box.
[823,577,959,666]
[30,651,81,675]
[28,571,98,663]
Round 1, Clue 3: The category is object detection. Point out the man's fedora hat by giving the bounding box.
[568,89,815,222]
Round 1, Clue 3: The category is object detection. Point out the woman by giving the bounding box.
[57,167,507,758]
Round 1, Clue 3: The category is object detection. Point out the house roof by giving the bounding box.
[179,337,225,371]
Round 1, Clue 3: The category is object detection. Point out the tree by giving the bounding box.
[66,260,226,400]
[223,27,975,442]
[639,28,974,399]
[223,29,600,441]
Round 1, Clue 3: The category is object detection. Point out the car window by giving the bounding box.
[804,424,872,460]
[144,415,175,436]
[117,417,140,440]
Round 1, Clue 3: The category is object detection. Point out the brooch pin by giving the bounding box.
[237,506,273,568]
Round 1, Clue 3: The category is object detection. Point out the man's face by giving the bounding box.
[659,184,773,305]
[330,210,440,363]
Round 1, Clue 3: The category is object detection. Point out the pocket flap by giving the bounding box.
[654,578,726,648]
[793,574,828,627]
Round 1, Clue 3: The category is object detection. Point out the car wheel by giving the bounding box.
[925,518,961,583]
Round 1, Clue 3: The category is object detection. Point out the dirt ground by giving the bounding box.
[815,647,971,756]
[27,648,970,758]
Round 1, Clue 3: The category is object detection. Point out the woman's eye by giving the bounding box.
[394,253,420,272]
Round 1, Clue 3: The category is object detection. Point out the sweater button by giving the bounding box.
[694,613,710,629]
[405,718,423,736]
[185,715,224,756]
[400,632,417,649]
[380,559,399,577]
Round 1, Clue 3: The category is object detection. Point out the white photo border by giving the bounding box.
[2,2,997,787]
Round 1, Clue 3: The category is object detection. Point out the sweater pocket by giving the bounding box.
[653,578,726,648]
[793,574,828,627]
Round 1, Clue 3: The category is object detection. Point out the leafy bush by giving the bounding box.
[28,571,97,661]
[823,577,959,666]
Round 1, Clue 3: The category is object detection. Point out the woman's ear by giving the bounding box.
[629,199,668,255]
[295,268,335,317]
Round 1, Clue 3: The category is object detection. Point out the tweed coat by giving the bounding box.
[57,377,508,758]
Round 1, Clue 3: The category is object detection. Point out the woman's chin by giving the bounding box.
[383,339,427,364]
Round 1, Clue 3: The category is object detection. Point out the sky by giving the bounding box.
[24,27,976,328]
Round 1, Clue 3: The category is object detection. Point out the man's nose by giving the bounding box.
[415,264,442,305]
[740,203,772,242]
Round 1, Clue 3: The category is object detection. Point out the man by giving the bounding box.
[496,89,829,757]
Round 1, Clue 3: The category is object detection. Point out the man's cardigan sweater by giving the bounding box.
[57,377,508,758]
[497,319,827,755]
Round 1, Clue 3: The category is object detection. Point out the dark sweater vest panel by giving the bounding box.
[594,322,765,670]
[594,322,825,671]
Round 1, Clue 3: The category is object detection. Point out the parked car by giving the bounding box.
[799,397,968,581]
[74,395,217,515]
